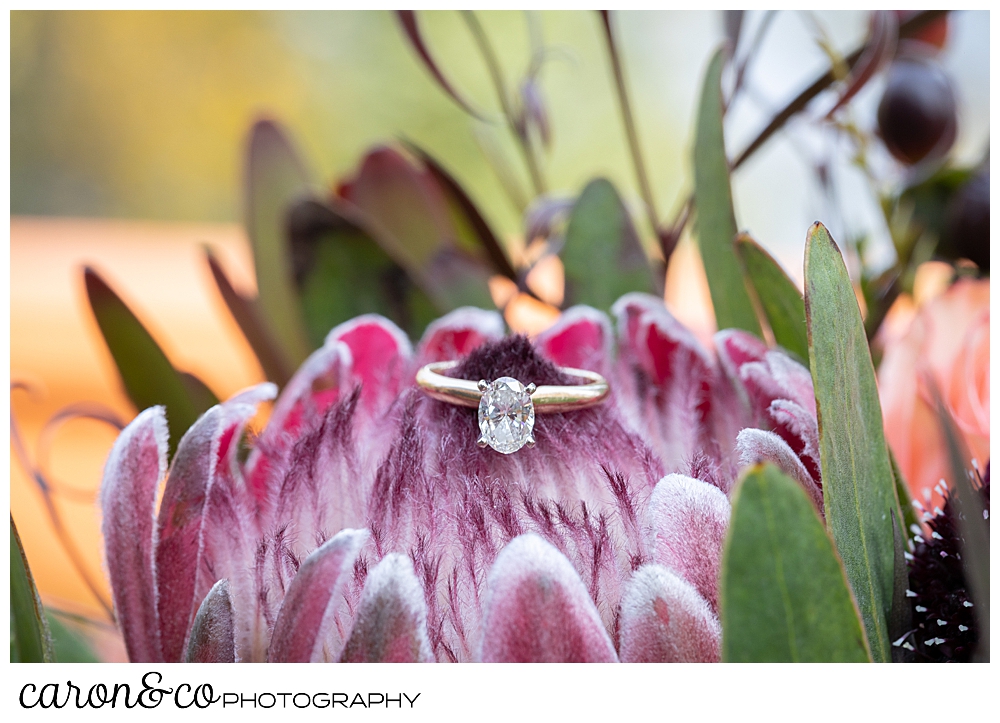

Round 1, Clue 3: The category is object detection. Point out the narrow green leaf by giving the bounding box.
[288,198,437,345]
[245,119,313,363]
[804,221,897,662]
[204,248,296,387]
[735,234,808,362]
[46,611,99,663]
[84,267,215,455]
[562,178,657,311]
[721,464,871,662]
[10,517,54,663]
[693,47,761,335]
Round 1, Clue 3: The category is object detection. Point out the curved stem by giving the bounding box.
[462,11,547,196]
[600,11,660,234]
[10,407,115,621]
[731,9,946,171]
[664,9,949,256]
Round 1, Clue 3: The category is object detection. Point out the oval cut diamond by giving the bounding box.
[478,377,535,454]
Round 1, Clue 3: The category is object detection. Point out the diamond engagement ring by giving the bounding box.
[416,361,609,454]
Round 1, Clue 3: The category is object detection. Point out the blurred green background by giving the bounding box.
[12,11,712,241]
[10,10,989,271]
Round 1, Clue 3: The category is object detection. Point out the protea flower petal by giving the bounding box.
[155,383,276,662]
[245,341,350,502]
[340,553,434,662]
[416,307,505,366]
[716,329,822,488]
[767,398,821,483]
[536,305,612,373]
[99,405,168,663]
[267,528,368,662]
[611,293,717,470]
[478,534,618,662]
[645,474,729,612]
[185,579,236,663]
[736,428,823,509]
[619,564,721,662]
[715,329,768,388]
[739,349,816,416]
[326,314,412,413]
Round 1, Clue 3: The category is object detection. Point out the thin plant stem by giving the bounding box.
[730,9,946,170]
[663,9,948,257]
[728,10,778,110]
[10,405,116,621]
[462,11,547,197]
[599,11,660,236]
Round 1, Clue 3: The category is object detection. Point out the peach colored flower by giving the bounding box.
[878,278,989,512]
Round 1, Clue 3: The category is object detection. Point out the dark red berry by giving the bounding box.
[877,55,957,165]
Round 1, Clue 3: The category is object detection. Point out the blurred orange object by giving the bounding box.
[877,276,989,512]
[9,216,265,644]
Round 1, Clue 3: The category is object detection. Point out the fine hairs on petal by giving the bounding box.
[340,553,434,662]
[767,399,822,483]
[619,565,721,662]
[645,474,730,612]
[100,406,168,663]
[455,334,572,387]
[155,389,274,662]
[736,428,823,510]
[478,533,617,662]
[268,528,368,662]
[185,579,236,663]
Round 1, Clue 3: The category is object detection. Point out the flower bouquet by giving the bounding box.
[11,10,988,664]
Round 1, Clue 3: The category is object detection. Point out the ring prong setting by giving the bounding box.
[477,436,489,448]
[477,379,488,392]
[526,435,536,449]
[525,382,537,395]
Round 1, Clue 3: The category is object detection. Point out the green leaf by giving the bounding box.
[735,234,808,363]
[204,248,296,387]
[693,47,761,336]
[804,221,897,662]
[245,119,313,363]
[561,178,656,311]
[343,146,494,313]
[84,267,217,455]
[10,517,54,663]
[288,198,437,345]
[46,611,99,663]
[721,464,871,662]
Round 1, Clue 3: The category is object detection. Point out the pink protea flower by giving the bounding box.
[100,293,819,663]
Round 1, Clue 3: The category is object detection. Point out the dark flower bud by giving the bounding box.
[943,168,989,273]
[903,466,989,662]
[877,54,957,165]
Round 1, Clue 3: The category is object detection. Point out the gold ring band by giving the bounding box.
[416,361,609,414]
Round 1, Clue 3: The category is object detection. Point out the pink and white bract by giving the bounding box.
[100,293,820,662]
